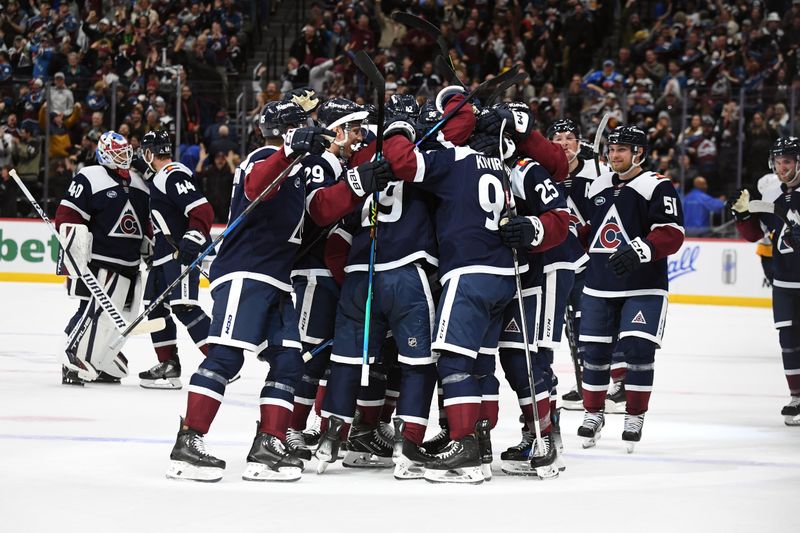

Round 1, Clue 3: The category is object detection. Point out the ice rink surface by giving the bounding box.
[0,282,796,532]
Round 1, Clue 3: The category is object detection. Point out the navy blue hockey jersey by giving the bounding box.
[148,161,209,266]
[209,145,305,292]
[584,170,684,297]
[58,165,150,269]
[756,183,800,288]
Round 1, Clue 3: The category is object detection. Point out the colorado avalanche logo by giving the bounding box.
[109,200,143,239]
[590,204,631,254]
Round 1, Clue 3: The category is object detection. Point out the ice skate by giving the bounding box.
[500,428,535,476]
[622,413,645,453]
[242,430,303,482]
[577,411,605,448]
[139,359,182,390]
[302,414,322,447]
[530,433,559,479]
[605,381,626,414]
[392,418,436,480]
[561,386,583,411]
[314,416,344,474]
[285,428,313,461]
[475,419,493,480]
[62,350,98,382]
[342,419,394,468]
[61,365,85,386]
[166,418,225,482]
[94,371,121,384]
[421,420,450,455]
[781,396,800,426]
[423,435,484,485]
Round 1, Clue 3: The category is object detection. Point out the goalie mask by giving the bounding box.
[768,137,800,188]
[96,131,133,170]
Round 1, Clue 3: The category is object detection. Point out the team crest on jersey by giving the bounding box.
[504,318,521,333]
[108,200,143,239]
[631,311,647,325]
[590,205,631,253]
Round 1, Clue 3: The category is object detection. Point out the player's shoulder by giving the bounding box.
[576,159,609,181]
[304,151,341,177]
[243,145,279,166]
[587,169,615,198]
[625,170,672,200]
[74,165,116,193]
[161,161,193,178]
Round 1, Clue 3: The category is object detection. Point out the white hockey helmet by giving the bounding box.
[96,131,133,170]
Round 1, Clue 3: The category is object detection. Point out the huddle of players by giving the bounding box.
[52,82,688,485]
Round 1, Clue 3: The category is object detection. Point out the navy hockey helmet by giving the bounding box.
[386,94,420,121]
[259,100,308,139]
[140,129,173,157]
[607,124,648,167]
[316,98,368,130]
[768,136,800,185]
[546,118,581,141]
[415,101,442,136]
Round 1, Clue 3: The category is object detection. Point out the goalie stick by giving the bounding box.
[109,153,310,354]
[351,49,386,387]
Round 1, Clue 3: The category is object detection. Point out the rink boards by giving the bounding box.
[0,219,772,307]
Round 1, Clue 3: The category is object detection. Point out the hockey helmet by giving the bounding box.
[415,101,442,137]
[768,136,800,185]
[316,98,368,131]
[546,118,581,141]
[96,131,133,170]
[141,130,173,157]
[606,125,648,167]
[386,94,420,121]
[259,100,309,139]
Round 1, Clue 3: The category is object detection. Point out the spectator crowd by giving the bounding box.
[2,0,799,234]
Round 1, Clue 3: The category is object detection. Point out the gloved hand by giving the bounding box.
[499,216,544,249]
[131,156,154,180]
[501,102,535,138]
[177,229,206,265]
[476,106,514,136]
[469,132,501,157]
[383,117,416,143]
[140,236,154,270]
[284,127,335,158]
[726,188,751,221]
[345,159,395,197]
[607,237,653,277]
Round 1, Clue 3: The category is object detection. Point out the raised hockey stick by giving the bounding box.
[109,153,309,354]
[485,72,529,106]
[416,65,521,147]
[593,113,611,176]
[352,49,386,386]
[10,169,165,338]
[391,11,452,68]
[150,209,211,280]
[497,120,547,456]
[434,55,465,88]
[302,338,333,363]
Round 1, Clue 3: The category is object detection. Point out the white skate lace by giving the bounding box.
[607,381,622,397]
[511,430,534,451]
[623,414,645,433]
[190,434,212,456]
[582,412,604,430]
[435,440,461,459]
[532,435,551,457]
[787,396,800,408]
[303,414,322,438]
[376,422,394,448]
[286,428,305,449]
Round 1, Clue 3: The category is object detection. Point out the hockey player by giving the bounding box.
[55,131,151,385]
[131,130,214,389]
[576,125,684,452]
[165,100,335,483]
[730,137,800,426]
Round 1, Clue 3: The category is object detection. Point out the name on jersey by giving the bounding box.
[475,155,504,172]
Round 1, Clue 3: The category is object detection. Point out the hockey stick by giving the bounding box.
[497,119,547,456]
[391,11,452,68]
[485,72,529,106]
[563,301,583,395]
[416,65,521,147]
[109,153,309,354]
[302,338,333,363]
[593,113,611,176]
[150,210,211,280]
[434,55,465,88]
[10,170,165,339]
[352,50,386,387]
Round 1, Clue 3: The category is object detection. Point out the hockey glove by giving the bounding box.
[131,156,154,180]
[499,216,544,249]
[476,106,514,136]
[608,237,653,277]
[140,236,154,270]
[726,188,751,221]
[284,127,335,158]
[384,118,416,143]
[501,102,535,138]
[469,132,501,157]
[177,229,206,265]
[345,159,395,198]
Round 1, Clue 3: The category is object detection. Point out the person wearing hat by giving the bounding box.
[49,72,75,115]
[583,59,625,97]
[11,120,42,187]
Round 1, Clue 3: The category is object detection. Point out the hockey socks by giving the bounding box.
[184,345,244,433]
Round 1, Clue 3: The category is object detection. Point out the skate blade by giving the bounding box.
[555,455,567,472]
[604,400,627,414]
[624,440,637,454]
[423,466,484,485]
[392,455,425,480]
[242,462,301,482]
[561,401,584,411]
[166,460,223,482]
[140,378,182,390]
[342,451,393,468]
[784,415,800,426]
[314,450,335,473]
[481,463,492,481]
[501,460,537,477]
[534,464,560,480]
[581,435,600,449]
